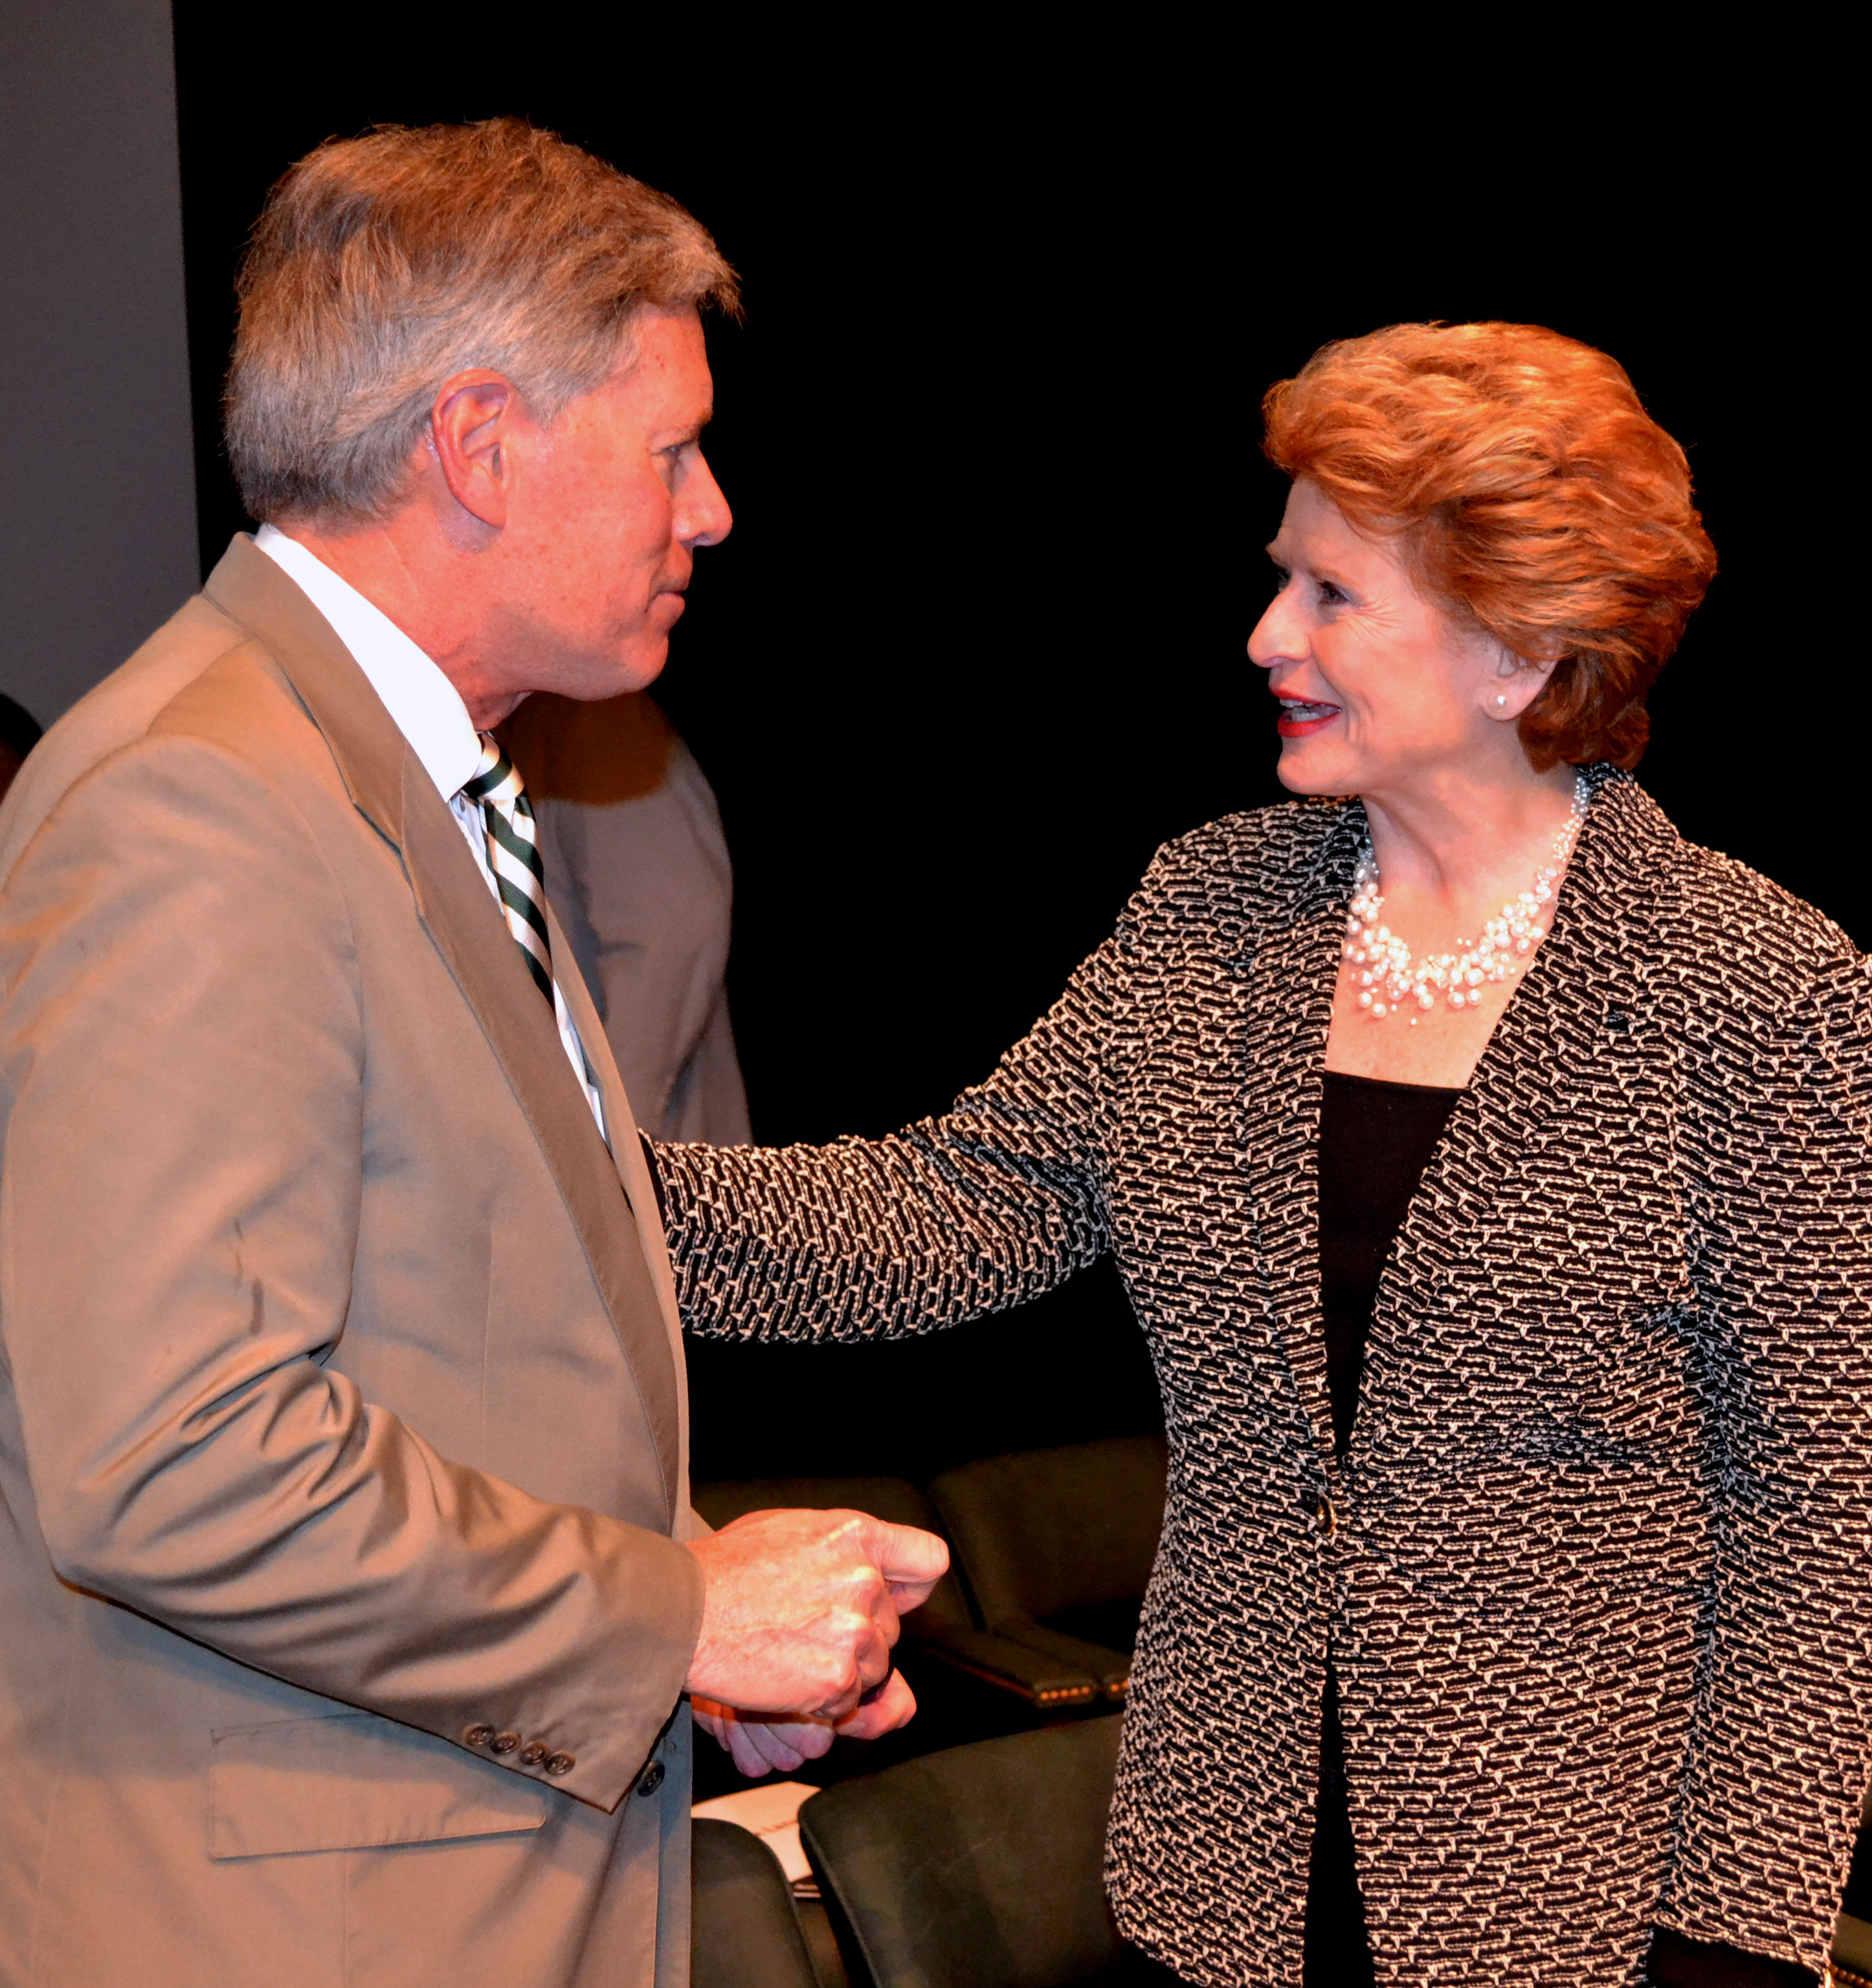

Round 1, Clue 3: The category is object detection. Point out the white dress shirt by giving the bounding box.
[254,525,606,1138]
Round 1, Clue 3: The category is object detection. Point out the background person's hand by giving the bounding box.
[684,1508,948,1719]
[693,1668,922,1778]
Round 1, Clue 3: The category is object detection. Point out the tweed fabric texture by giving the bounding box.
[657,769,1872,1986]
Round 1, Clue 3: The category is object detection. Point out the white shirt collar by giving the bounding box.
[253,524,482,803]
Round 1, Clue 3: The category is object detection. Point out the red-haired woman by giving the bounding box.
[658,325,1870,1987]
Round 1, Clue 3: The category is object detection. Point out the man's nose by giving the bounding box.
[678,453,733,549]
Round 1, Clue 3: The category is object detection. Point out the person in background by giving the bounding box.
[0,694,41,802]
[650,322,1871,1987]
[504,689,750,1144]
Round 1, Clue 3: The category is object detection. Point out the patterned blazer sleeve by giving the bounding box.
[652,911,1135,1343]
[1662,942,1872,1955]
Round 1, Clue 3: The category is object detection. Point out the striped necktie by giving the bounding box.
[462,734,554,1004]
[460,735,608,1140]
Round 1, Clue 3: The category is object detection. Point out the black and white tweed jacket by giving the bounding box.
[658,768,1872,1986]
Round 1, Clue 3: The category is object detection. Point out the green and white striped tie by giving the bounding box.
[460,736,607,1138]
[462,734,555,1004]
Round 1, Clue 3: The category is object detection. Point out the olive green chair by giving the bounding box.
[928,1436,1168,1703]
[798,1714,1128,1988]
[691,1818,824,1988]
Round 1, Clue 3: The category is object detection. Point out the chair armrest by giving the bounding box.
[1832,1914,1872,1988]
[993,1618,1131,1700]
[919,1628,1101,1707]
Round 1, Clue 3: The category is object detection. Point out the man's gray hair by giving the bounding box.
[225,118,741,523]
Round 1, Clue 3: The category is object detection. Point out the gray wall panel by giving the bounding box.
[0,0,197,725]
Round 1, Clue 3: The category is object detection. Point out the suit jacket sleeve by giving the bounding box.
[1660,946,1872,1956]
[0,733,702,1812]
[655,894,1137,1342]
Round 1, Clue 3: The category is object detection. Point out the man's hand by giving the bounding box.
[692,1669,920,1778]
[684,1508,947,1721]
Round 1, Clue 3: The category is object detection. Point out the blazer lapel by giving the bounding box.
[1365,771,1683,1436]
[203,535,681,1521]
[1443,768,1668,1178]
[1232,774,1678,1477]
[1236,802,1362,1474]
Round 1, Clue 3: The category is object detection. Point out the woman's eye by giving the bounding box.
[1317,580,1346,606]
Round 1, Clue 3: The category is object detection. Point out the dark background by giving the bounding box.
[171,16,1860,1485]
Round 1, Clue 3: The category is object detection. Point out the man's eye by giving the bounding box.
[1317,580,1346,606]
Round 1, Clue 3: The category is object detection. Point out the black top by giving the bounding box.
[1309,1071,1458,1987]
[1317,1070,1460,1459]
[1308,1071,1817,1988]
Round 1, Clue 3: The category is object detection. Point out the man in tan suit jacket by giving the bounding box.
[0,121,941,1987]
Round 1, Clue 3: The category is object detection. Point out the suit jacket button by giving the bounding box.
[463,1724,496,1748]
[520,1741,549,1767]
[489,1730,522,1756]
[636,1761,665,1796]
[546,1752,576,1778]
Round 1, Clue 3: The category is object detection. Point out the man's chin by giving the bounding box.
[554,639,670,702]
[616,637,671,691]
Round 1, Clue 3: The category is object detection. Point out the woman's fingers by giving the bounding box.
[726,1719,771,1778]
[695,1698,839,1778]
[744,1720,813,1774]
[691,1698,731,1751]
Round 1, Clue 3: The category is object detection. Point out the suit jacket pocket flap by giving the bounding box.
[210,1712,552,1859]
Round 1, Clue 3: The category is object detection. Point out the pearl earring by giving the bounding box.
[1495,694,1508,709]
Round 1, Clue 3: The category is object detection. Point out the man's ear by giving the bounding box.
[430,370,520,529]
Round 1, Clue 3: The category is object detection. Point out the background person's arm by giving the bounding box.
[507,690,751,1147]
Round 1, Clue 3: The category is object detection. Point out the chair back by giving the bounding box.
[930,1436,1167,1633]
[691,1818,821,1988]
[798,1716,1126,1988]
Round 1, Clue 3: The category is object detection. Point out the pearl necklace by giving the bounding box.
[1345,775,1589,1019]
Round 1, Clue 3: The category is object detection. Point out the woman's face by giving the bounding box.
[1249,478,1528,799]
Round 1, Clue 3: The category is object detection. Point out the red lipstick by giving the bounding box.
[1275,699,1341,738]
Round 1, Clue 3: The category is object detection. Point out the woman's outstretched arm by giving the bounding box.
[654,918,1135,1345]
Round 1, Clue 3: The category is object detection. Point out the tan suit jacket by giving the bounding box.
[0,538,707,1988]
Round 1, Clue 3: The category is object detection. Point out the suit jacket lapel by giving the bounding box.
[546,897,696,1524]
[203,535,681,1522]
[205,536,410,843]
[1236,802,1361,1474]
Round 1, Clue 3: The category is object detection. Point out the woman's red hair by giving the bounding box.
[1262,322,1717,769]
